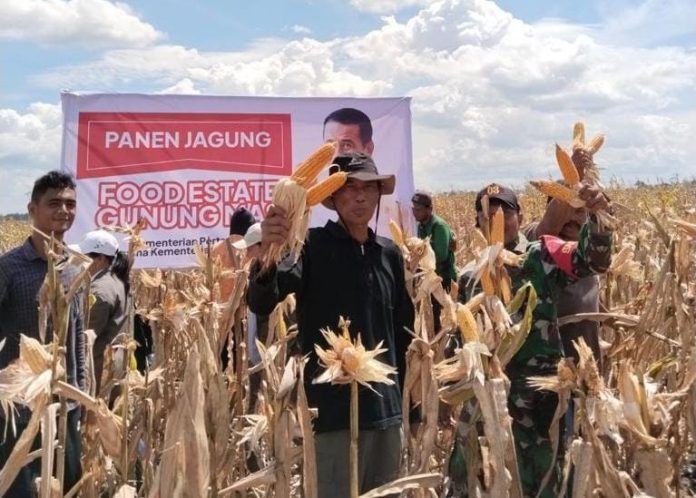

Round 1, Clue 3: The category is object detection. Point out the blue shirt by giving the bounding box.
[0,238,86,396]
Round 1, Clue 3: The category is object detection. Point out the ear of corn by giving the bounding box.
[306,172,348,206]
[490,209,504,246]
[500,272,512,305]
[480,269,495,296]
[572,122,586,149]
[291,142,337,188]
[20,335,52,374]
[456,304,479,342]
[530,180,585,208]
[389,220,405,246]
[587,134,605,154]
[555,144,580,186]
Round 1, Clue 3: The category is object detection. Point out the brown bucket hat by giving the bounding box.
[322,153,396,210]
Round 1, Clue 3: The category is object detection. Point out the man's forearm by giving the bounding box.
[535,210,565,237]
[247,263,281,315]
[579,218,613,274]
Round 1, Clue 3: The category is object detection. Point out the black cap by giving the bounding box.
[411,190,432,208]
[229,207,256,236]
[475,183,519,212]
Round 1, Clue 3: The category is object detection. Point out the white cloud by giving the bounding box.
[349,0,430,14]
[0,103,63,213]
[291,24,312,35]
[37,39,392,97]
[158,78,201,95]
[35,45,210,88]
[598,0,696,47]
[0,0,162,47]
[2,0,695,214]
[0,103,61,164]
[189,39,392,96]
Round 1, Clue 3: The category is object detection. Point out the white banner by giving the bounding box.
[61,93,414,268]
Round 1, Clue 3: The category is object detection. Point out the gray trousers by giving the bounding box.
[316,425,402,498]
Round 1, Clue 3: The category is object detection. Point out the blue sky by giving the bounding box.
[1,0,695,213]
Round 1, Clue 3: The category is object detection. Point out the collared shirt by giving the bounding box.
[0,238,86,395]
[248,220,415,433]
[417,214,458,284]
[89,268,128,390]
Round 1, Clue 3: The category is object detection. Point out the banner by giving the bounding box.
[61,93,414,268]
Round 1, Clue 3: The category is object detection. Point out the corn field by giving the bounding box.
[0,179,695,497]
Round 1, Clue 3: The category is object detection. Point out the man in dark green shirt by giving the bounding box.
[411,191,457,290]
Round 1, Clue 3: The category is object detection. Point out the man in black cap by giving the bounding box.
[248,152,414,497]
[457,183,527,303]
[448,181,613,498]
[411,191,458,293]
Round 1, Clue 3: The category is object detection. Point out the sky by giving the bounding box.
[1,0,695,214]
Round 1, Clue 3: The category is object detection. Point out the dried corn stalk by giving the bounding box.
[314,317,397,498]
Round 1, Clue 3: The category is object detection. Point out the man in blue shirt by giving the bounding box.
[0,171,85,497]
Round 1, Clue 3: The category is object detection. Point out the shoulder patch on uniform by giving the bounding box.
[540,235,577,278]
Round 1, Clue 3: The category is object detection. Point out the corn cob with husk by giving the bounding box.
[608,242,643,280]
[388,219,405,246]
[262,142,340,269]
[571,121,604,185]
[313,317,397,498]
[530,128,617,229]
[530,180,586,209]
[0,335,66,434]
[460,202,521,306]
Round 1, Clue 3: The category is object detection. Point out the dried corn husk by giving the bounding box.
[313,317,396,389]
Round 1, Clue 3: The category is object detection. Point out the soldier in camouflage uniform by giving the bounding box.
[447,183,613,498]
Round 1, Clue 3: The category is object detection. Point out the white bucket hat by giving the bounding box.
[70,229,119,257]
[232,223,262,250]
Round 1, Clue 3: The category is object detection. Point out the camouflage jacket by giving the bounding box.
[509,218,612,374]
[456,221,612,375]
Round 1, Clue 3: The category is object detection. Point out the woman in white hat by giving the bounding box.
[71,229,130,392]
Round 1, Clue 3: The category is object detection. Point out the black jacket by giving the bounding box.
[248,220,415,433]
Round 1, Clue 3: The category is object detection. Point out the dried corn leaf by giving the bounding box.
[358,472,441,497]
[150,347,209,498]
[0,394,47,496]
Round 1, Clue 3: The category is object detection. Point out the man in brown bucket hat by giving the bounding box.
[248,152,413,497]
